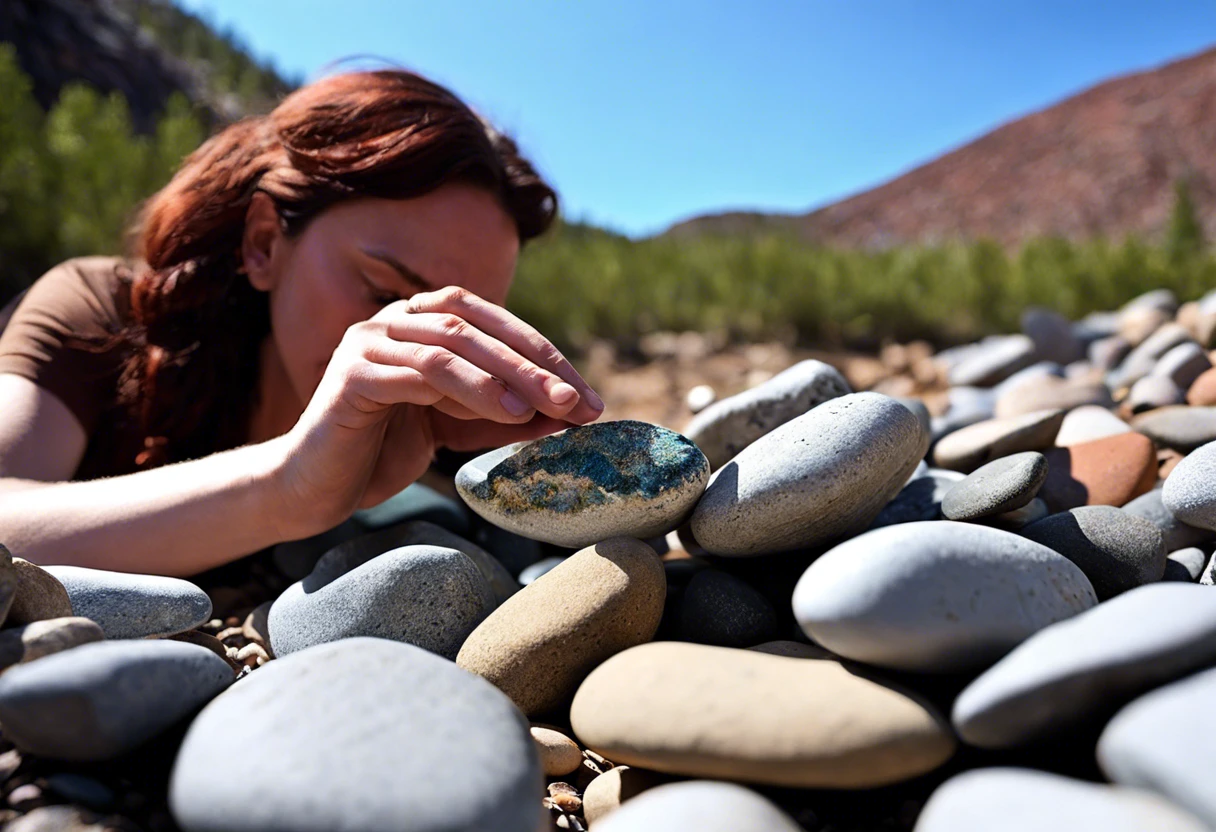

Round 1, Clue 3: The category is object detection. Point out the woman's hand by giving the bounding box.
[268,285,604,538]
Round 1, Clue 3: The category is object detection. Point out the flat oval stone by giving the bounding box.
[930,386,996,443]
[1022,307,1085,365]
[933,409,1065,474]
[1133,406,1216,453]
[595,781,805,832]
[691,393,929,556]
[269,544,495,660]
[0,639,232,761]
[456,420,709,548]
[1163,440,1216,530]
[42,566,211,640]
[1186,366,1216,405]
[170,638,541,832]
[0,617,104,670]
[1021,506,1166,599]
[953,584,1216,748]
[941,452,1047,521]
[1124,485,1214,553]
[1089,335,1132,372]
[1126,375,1185,414]
[1054,405,1132,446]
[682,359,851,469]
[947,335,1037,387]
[1098,665,1216,829]
[456,537,665,716]
[1108,323,1193,390]
[793,521,1096,673]
[994,376,1111,419]
[915,768,1207,832]
[1039,432,1157,512]
[529,726,582,776]
[869,470,964,528]
[570,641,955,788]
[7,558,72,626]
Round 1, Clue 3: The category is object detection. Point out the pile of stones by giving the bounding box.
[3,287,1216,831]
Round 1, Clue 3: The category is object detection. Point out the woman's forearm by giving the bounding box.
[0,436,309,577]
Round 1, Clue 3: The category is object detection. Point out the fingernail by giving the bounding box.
[548,381,578,404]
[501,390,532,416]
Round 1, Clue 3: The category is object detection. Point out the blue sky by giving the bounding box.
[176,1,1216,237]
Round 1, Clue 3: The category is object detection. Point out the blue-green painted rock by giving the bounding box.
[455,420,709,547]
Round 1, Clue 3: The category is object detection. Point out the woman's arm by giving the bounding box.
[0,375,298,576]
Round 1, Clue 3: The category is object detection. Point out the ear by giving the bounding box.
[242,192,285,292]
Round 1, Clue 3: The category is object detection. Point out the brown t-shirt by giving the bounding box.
[0,257,152,480]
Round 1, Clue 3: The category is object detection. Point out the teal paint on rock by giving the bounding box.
[456,420,710,548]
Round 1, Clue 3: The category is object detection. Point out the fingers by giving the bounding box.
[400,287,604,423]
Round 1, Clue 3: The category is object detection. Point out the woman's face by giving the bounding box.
[245,182,521,408]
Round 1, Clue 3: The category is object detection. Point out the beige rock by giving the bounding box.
[583,766,661,826]
[570,641,955,788]
[7,558,72,626]
[0,617,104,670]
[168,630,241,674]
[457,538,665,716]
[994,377,1112,419]
[531,725,584,776]
[1055,405,1133,447]
[1119,306,1171,347]
[933,409,1065,473]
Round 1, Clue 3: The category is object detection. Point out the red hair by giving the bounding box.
[116,69,556,468]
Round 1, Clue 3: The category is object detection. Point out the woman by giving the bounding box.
[0,69,604,578]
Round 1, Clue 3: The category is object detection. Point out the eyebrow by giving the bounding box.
[359,247,432,292]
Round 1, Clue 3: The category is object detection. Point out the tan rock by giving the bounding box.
[242,600,274,654]
[994,377,1112,419]
[1186,367,1216,406]
[0,617,104,670]
[570,642,955,788]
[168,630,241,673]
[1040,433,1158,511]
[933,409,1065,473]
[1119,306,1171,347]
[583,766,661,826]
[456,538,665,716]
[7,558,72,626]
[531,726,584,776]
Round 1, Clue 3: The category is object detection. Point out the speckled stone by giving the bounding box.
[456,538,665,716]
[0,617,104,670]
[691,393,929,556]
[915,768,1208,832]
[952,584,1216,748]
[1162,440,1216,530]
[793,521,1096,673]
[870,469,964,529]
[1126,486,1211,554]
[1133,406,1216,453]
[42,566,211,640]
[456,420,709,548]
[6,558,71,626]
[571,642,955,788]
[1021,507,1166,600]
[1039,432,1157,512]
[947,335,1037,387]
[0,639,232,761]
[1054,405,1132,446]
[1164,547,1209,582]
[682,359,852,469]
[170,638,542,832]
[1098,665,1216,829]
[941,452,1047,521]
[594,782,805,832]
[932,409,1065,474]
[269,544,495,660]
[675,569,780,648]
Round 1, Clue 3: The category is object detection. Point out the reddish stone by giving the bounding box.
[1186,366,1216,406]
[1040,432,1158,511]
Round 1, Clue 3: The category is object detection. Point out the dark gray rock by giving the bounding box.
[269,544,495,660]
[0,640,232,761]
[1124,487,1214,551]
[947,335,1037,387]
[691,393,929,555]
[1133,406,1216,453]
[1021,507,1167,600]
[915,768,1206,832]
[683,359,852,469]
[953,583,1216,747]
[676,569,779,648]
[793,521,1096,673]
[42,566,211,639]
[169,638,542,832]
[1099,665,1216,829]
[870,470,963,529]
[941,452,1047,521]
[1022,308,1085,365]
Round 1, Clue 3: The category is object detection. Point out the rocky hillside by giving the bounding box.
[667,46,1216,248]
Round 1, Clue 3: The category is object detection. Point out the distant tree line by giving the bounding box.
[1,42,1212,353]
